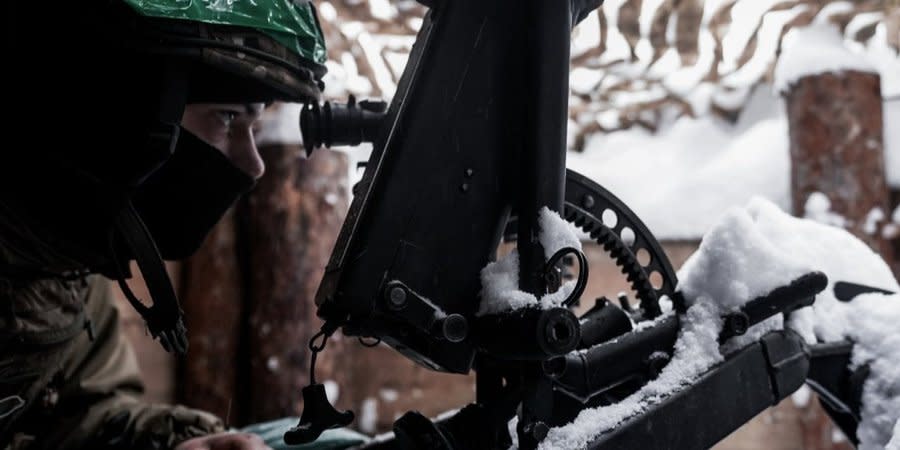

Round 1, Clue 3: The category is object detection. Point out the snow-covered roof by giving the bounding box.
[568,85,791,240]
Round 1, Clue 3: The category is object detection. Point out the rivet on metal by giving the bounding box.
[388,286,408,309]
[582,194,595,209]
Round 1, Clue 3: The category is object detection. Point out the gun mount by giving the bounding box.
[285,0,871,447]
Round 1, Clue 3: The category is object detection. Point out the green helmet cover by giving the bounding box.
[123,0,326,65]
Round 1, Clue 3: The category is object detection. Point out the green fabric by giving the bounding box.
[242,417,370,450]
[123,0,326,64]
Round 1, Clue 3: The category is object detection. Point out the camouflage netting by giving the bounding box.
[314,0,898,149]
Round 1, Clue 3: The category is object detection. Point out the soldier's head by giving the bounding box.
[6,0,328,266]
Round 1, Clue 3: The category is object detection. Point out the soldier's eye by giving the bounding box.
[215,109,240,126]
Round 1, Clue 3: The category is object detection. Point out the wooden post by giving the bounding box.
[887,5,900,51]
[784,69,890,450]
[113,263,181,403]
[243,146,349,423]
[179,209,245,425]
[786,70,894,260]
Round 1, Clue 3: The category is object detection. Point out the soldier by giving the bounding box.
[1,1,352,449]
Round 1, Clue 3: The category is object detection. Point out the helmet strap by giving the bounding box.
[110,202,188,354]
[133,59,190,185]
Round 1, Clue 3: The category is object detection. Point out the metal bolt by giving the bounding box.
[460,183,469,192]
[726,312,750,336]
[542,356,567,378]
[548,320,574,344]
[582,194,595,209]
[441,314,469,343]
[646,351,670,376]
[544,268,561,291]
[465,168,474,177]
[387,286,408,309]
[530,422,550,441]
[359,99,388,113]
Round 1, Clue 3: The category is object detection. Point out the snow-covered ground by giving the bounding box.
[568,22,899,241]
[746,198,900,450]
[889,419,900,450]
[568,84,791,241]
[567,88,899,241]
[539,198,900,450]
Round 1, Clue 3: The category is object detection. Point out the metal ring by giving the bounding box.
[545,247,589,307]
[309,330,329,352]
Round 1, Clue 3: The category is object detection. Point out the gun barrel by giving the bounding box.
[547,315,679,400]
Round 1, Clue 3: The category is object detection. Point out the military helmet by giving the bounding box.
[10,0,329,185]
[118,0,328,103]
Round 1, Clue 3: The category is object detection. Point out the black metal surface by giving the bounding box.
[806,341,864,445]
[476,307,581,360]
[380,280,469,343]
[352,330,818,450]
[719,272,827,341]
[545,271,823,428]
[515,0,570,298]
[759,330,812,400]
[310,0,631,377]
[833,281,895,302]
[502,168,680,320]
[586,330,809,450]
[577,298,633,349]
[562,170,678,318]
[314,10,437,305]
[519,1,576,427]
[314,0,527,373]
[547,315,680,402]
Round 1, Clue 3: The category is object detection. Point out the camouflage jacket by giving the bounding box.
[0,207,223,450]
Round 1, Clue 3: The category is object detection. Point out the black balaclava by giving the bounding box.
[133,128,256,260]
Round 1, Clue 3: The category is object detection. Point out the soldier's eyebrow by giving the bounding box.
[244,103,265,118]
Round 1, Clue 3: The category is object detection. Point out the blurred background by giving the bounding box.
[118,0,898,448]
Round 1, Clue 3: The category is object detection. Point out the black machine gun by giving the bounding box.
[284,0,872,448]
